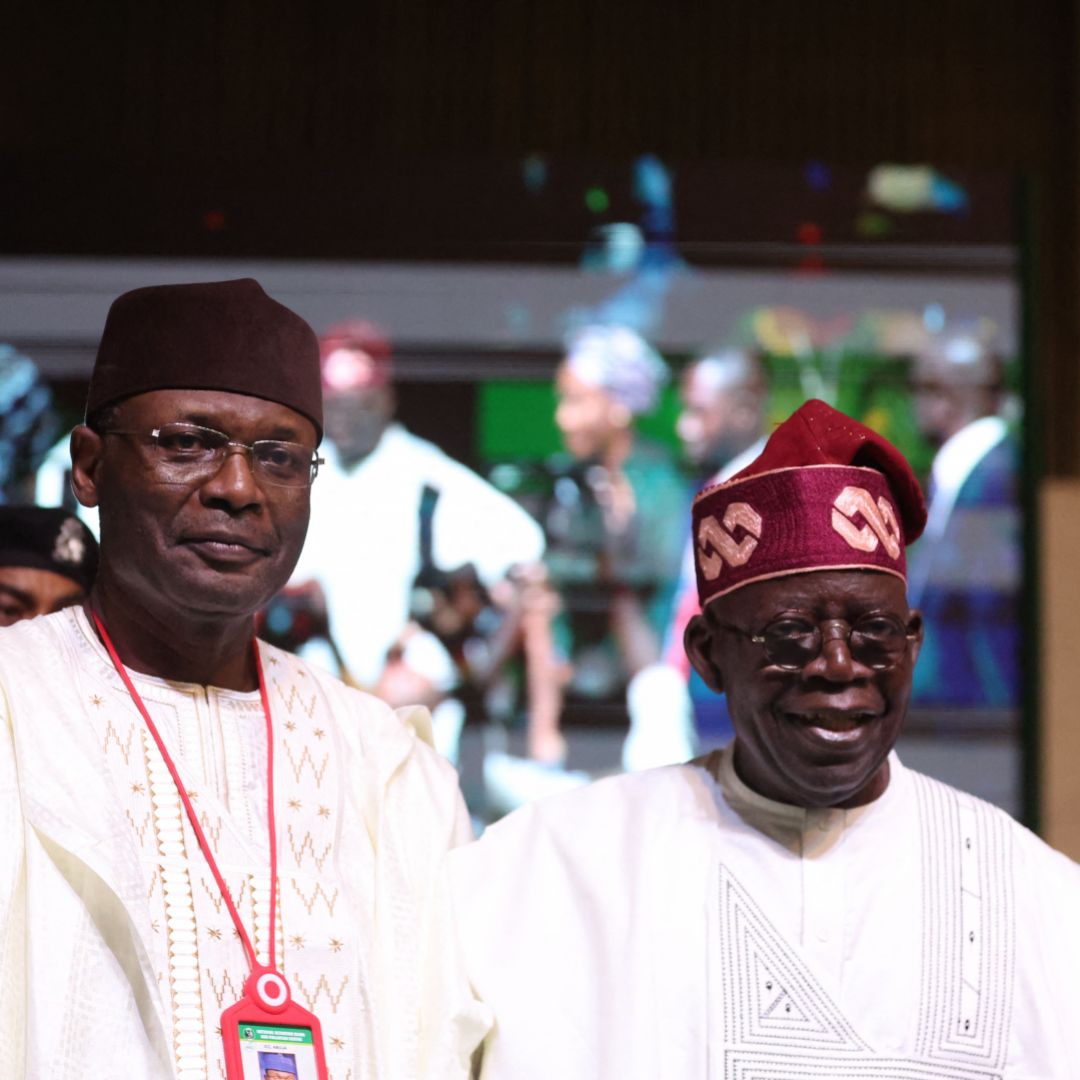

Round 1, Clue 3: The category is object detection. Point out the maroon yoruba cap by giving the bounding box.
[318,319,393,392]
[693,400,926,607]
[86,279,323,441]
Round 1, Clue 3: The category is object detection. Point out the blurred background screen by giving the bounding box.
[0,155,1027,823]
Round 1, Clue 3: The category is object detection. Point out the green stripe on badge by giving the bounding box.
[239,1023,314,1045]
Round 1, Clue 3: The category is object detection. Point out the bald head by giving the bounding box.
[677,349,766,470]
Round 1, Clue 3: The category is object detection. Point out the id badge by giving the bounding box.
[221,967,329,1080]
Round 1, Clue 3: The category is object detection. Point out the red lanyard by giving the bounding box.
[92,611,279,976]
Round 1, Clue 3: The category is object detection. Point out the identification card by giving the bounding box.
[221,968,329,1080]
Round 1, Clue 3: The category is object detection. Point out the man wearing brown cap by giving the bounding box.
[446,400,1080,1078]
[0,280,486,1079]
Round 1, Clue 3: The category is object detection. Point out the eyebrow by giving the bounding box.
[175,415,305,441]
[0,583,34,609]
[48,590,86,614]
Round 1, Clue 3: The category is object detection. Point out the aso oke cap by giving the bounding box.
[86,278,323,441]
[692,399,926,607]
[0,506,99,592]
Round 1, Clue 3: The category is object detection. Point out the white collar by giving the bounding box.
[702,741,901,853]
[929,415,1007,512]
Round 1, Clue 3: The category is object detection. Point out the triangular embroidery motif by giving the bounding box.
[719,866,867,1051]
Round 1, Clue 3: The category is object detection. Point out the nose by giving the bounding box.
[801,620,858,682]
[676,413,699,444]
[199,445,263,510]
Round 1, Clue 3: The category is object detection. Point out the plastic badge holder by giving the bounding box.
[221,967,329,1080]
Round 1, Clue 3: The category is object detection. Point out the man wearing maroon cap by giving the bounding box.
[446,400,1080,1078]
[288,320,544,744]
[0,281,486,1079]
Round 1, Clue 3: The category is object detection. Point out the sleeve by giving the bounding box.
[0,675,27,1070]
[1018,833,1080,1070]
[369,699,490,1077]
[429,455,546,585]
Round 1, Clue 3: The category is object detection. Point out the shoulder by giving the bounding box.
[0,610,82,686]
[905,766,1080,890]
[455,763,716,871]
[626,440,690,502]
[261,641,463,800]
[383,423,449,468]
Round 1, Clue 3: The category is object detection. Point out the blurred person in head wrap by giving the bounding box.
[285,318,545,759]
[447,399,1080,1078]
[907,323,1020,710]
[525,324,689,765]
[0,506,98,625]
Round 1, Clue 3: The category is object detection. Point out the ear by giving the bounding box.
[684,612,725,694]
[906,608,924,666]
[69,425,105,509]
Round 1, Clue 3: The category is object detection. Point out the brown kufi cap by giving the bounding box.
[86,279,323,441]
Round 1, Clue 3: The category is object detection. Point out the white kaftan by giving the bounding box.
[292,425,545,688]
[0,607,488,1079]
[448,745,1080,1079]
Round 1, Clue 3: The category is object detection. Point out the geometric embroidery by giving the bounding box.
[101,717,135,763]
[291,972,350,1014]
[77,624,372,1080]
[287,824,333,872]
[275,682,318,719]
[204,967,245,1010]
[715,784,1009,1080]
[913,773,1015,1072]
[125,809,152,846]
[717,867,868,1054]
[291,880,341,916]
[284,744,331,787]
[721,1056,1003,1078]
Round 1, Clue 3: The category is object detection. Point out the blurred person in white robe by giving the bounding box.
[285,320,544,760]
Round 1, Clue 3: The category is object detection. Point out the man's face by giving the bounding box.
[554,364,627,462]
[320,347,394,465]
[912,351,998,448]
[686,569,922,808]
[0,565,85,627]
[73,389,316,623]
[676,366,743,469]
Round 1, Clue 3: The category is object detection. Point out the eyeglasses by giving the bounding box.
[714,612,917,671]
[102,423,324,488]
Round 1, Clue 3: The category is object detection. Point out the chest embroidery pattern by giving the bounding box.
[714,779,1014,1079]
[93,658,374,1080]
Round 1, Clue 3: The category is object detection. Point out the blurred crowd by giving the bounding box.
[1,313,1020,818]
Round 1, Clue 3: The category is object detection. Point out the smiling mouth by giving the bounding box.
[784,710,878,743]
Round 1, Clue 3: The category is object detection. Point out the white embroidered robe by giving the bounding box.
[0,607,488,1080]
[448,746,1080,1078]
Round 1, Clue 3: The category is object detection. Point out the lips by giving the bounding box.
[181,533,271,563]
[781,707,879,748]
